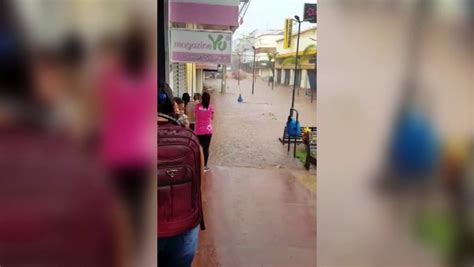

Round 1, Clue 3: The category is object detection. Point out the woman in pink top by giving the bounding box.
[194,92,214,172]
[98,25,155,245]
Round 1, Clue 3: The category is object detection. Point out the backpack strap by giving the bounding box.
[157,113,181,126]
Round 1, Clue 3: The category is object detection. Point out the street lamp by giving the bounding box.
[251,46,256,95]
[286,15,307,158]
[290,15,302,109]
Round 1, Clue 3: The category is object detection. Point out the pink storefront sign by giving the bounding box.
[170,0,239,27]
[173,52,231,64]
[170,28,232,65]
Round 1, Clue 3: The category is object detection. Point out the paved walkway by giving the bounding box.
[192,78,317,266]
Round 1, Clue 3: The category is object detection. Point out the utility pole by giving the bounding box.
[252,46,256,95]
[221,65,227,93]
[272,52,277,90]
[238,53,241,86]
[291,16,302,109]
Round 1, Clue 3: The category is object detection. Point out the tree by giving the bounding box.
[266,52,277,78]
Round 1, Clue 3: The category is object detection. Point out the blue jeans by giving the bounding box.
[158,226,199,267]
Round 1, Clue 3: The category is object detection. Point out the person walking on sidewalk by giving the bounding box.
[194,92,214,172]
[186,93,201,131]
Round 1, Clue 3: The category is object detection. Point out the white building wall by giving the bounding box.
[281,69,285,84]
[196,69,203,94]
[301,70,308,89]
[289,69,295,86]
[242,50,254,64]
[254,34,283,49]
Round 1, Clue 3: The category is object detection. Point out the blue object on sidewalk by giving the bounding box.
[238,94,243,103]
[287,117,301,137]
[389,106,439,178]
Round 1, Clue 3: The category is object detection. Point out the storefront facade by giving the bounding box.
[275,27,316,89]
[168,0,240,96]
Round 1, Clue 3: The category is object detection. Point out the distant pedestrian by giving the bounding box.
[186,93,201,131]
[238,93,243,103]
[194,92,214,172]
[182,93,191,108]
[268,76,273,87]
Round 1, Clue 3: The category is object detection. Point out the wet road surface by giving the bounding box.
[192,77,317,266]
[208,77,317,169]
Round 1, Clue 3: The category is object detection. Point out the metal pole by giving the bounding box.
[291,19,301,109]
[272,54,275,90]
[311,58,316,103]
[252,46,256,95]
[238,54,241,86]
[221,65,226,93]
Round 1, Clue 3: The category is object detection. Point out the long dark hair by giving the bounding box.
[0,0,31,101]
[122,26,148,77]
[61,32,85,69]
[182,93,190,107]
[201,92,210,109]
[158,83,175,117]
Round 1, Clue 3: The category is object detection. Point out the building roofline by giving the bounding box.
[255,33,283,39]
[275,26,316,42]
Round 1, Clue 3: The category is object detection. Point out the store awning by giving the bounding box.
[276,47,317,59]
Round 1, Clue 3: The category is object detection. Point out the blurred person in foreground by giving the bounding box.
[158,83,205,267]
[0,2,128,266]
[97,22,156,250]
[59,32,99,149]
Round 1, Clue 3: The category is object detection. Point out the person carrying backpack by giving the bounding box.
[158,83,205,267]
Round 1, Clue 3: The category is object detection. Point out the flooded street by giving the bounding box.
[193,76,317,266]
[207,76,317,169]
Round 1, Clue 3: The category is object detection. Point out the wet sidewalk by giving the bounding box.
[193,166,316,267]
[192,77,317,266]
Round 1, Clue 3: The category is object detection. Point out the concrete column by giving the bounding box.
[302,69,308,89]
[281,69,285,85]
[196,69,203,94]
[290,69,295,85]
